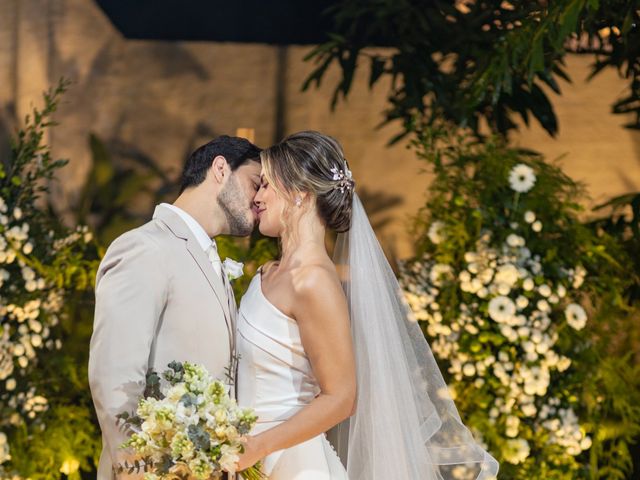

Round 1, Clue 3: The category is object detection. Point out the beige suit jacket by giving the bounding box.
[89,205,237,479]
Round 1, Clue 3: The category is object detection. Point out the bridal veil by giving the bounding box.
[328,194,499,480]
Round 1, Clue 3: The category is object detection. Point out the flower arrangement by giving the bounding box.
[0,81,101,479]
[117,361,262,480]
[399,130,640,479]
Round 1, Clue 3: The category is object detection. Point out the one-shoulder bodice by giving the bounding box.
[237,272,321,423]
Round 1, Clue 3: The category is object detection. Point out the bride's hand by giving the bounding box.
[236,435,266,472]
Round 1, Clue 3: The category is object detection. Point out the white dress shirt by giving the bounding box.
[160,203,222,277]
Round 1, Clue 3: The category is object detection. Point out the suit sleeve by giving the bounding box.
[88,230,168,473]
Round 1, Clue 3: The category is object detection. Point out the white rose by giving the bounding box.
[222,258,244,281]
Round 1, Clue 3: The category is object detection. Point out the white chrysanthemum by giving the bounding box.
[428,221,446,244]
[532,220,543,232]
[488,296,516,323]
[509,164,536,193]
[565,303,587,330]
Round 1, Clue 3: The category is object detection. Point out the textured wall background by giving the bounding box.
[1,0,639,258]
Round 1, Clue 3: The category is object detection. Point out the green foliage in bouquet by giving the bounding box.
[0,80,102,479]
[116,361,263,480]
[399,128,640,479]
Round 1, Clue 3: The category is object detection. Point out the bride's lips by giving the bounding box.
[253,207,265,221]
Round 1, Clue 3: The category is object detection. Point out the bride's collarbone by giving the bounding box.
[260,262,332,318]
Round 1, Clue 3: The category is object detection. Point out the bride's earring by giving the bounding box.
[295,197,302,207]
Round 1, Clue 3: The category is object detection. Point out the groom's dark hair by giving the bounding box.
[180,135,261,193]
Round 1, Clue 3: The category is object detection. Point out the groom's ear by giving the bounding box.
[210,155,231,185]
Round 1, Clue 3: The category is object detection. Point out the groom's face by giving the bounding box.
[217,159,262,236]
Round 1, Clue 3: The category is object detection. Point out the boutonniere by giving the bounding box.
[222,258,244,281]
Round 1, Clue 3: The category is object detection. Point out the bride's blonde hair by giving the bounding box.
[260,131,354,233]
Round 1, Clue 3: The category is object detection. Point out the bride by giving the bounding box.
[235,131,499,479]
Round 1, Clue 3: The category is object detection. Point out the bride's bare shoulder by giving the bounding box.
[290,263,344,307]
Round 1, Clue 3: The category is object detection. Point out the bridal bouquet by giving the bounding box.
[116,361,263,480]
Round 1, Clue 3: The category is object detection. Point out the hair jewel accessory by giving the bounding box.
[330,163,355,193]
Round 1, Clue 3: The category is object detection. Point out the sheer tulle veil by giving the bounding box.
[327,193,499,480]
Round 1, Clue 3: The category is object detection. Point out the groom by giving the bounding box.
[89,135,262,479]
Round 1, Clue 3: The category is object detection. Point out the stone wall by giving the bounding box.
[0,0,638,258]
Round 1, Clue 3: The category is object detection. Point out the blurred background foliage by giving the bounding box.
[305,0,640,141]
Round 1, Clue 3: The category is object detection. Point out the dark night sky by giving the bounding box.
[95,0,338,44]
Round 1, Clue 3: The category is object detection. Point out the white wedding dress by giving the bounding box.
[237,271,348,479]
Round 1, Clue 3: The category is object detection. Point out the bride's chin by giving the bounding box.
[258,223,279,238]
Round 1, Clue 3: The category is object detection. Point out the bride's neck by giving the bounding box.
[279,215,327,267]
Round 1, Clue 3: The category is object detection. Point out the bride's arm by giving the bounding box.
[237,265,356,470]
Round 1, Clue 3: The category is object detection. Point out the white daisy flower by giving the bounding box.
[488,296,516,323]
[509,164,537,193]
[427,221,446,244]
[532,220,543,232]
[565,303,587,330]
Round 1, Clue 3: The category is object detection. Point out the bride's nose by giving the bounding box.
[254,187,265,206]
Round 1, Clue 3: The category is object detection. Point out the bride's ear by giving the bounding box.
[210,155,230,184]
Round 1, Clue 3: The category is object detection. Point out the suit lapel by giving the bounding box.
[184,237,233,329]
[152,206,233,343]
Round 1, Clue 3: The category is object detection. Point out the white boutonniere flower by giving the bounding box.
[222,258,244,281]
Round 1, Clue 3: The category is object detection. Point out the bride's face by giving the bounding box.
[254,175,287,237]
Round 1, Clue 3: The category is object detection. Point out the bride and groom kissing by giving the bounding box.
[88,131,499,479]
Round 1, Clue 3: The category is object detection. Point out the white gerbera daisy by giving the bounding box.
[509,164,536,193]
[564,303,587,330]
[488,296,516,323]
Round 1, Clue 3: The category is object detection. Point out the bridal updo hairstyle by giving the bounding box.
[260,131,354,233]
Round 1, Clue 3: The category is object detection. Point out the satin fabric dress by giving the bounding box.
[237,272,348,479]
